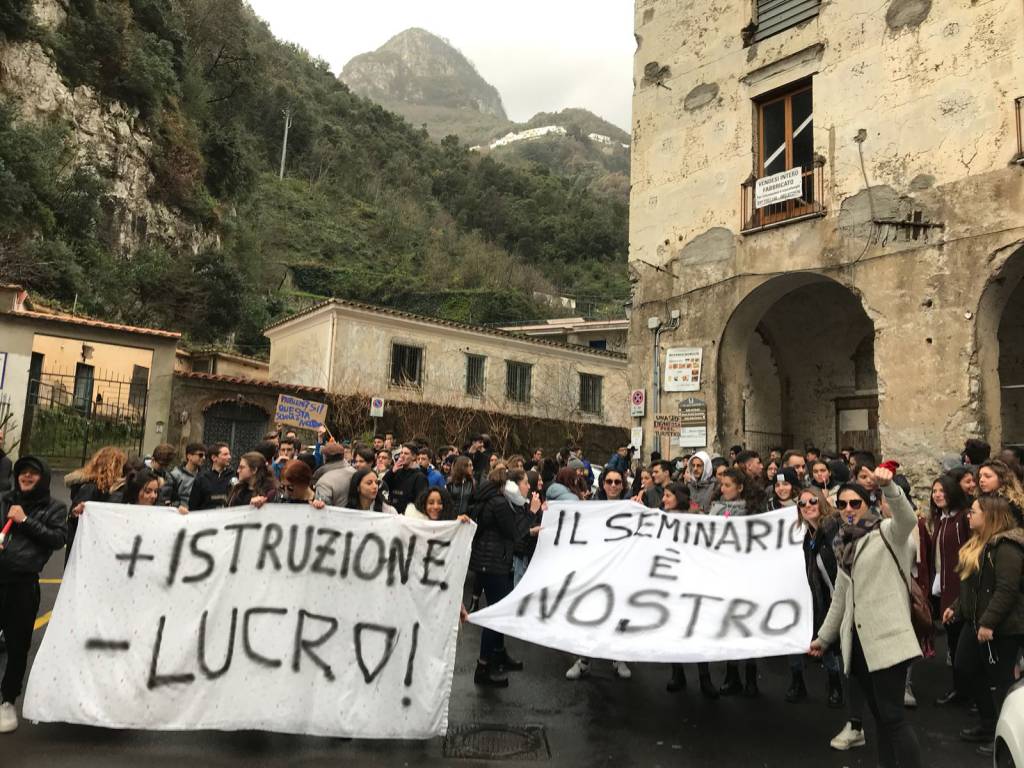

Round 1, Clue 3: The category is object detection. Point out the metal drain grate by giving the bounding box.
[443,723,550,761]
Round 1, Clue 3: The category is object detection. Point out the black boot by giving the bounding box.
[492,648,524,672]
[784,671,807,703]
[743,661,759,698]
[474,660,508,688]
[666,664,686,692]
[719,662,742,696]
[827,671,844,708]
[698,663,719,699]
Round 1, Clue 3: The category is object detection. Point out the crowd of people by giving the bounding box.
[1,427,1024,765]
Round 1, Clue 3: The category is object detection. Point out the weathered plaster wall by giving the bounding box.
[628,0,1024,486]
[267,305,631,427]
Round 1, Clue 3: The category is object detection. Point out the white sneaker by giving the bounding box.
[565,658,590,680]
[830,722,865,751]
[904,684,918,708]
[611,660,632,679]
[0,702,18,734]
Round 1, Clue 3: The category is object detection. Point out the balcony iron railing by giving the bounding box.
[741,157,826,233]
[1015,96,1023,163]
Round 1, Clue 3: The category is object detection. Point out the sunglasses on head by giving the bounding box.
[280,484,293,492]
[835,499,865,511]
[797,498,819,508]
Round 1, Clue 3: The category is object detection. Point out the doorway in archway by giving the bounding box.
[720,275,878,456]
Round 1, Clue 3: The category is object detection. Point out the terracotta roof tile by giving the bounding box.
[175,370,326,395]
[263,298,627,360]
[4,309,181,339]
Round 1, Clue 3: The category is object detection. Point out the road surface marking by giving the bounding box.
[34,611,52,631]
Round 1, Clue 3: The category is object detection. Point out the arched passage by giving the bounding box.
[977,244,1024,448]
[718,274,878,456]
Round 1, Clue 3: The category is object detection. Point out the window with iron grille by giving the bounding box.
[128,364,149,410]
[751,0,820,43]
[505,360,532,403]
[390,343,423,387]
[579,373,603,415]
[466,354,486,397]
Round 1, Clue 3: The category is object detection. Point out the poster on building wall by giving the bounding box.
[275,394,328,429]
[630,426,643,451]
[664,347,702,392]
[755,167,803,209]
[653,413,685,435]
[678,397,708,448]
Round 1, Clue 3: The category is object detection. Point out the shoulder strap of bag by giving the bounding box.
[815,552,835,596]
[878,525,912,597]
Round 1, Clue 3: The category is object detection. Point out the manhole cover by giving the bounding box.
[443,723,550,761]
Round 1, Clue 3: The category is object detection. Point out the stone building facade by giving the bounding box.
[264,299,630,454]
[628,0,1024,483]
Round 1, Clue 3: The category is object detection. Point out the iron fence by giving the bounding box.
[22,367,147,468]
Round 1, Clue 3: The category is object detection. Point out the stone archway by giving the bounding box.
[976,244,1024,448]
[718,274,878,456]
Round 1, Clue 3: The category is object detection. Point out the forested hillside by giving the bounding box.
[0,0,628,354]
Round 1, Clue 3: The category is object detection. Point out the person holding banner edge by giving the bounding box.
[0,456,67,734]
[810,466,923,768]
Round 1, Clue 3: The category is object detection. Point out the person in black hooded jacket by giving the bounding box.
[468,465,523,688]
[0,455,67,733]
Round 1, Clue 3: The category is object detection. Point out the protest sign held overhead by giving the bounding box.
[24,504,474,739]
[469,503,812,663]
[274,394,328,429]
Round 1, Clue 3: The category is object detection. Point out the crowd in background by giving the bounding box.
[2,427,1024,765]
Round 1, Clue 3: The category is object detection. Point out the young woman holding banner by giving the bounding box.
[346,468,397,514]
[810,466,922,768]
[565,468,634,683]
[228,452,277,508]
[661,482,718,698]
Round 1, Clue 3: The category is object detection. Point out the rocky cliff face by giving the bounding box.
[0,0,211,257]
[341,28,507,119]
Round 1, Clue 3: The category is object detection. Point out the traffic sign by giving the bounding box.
[630,388,646,417]
[369,397,385,418]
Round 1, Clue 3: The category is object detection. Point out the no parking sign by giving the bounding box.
[369,397,385,418]
[630,389,646,417]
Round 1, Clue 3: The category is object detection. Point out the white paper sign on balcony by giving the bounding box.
[755,167,803,209]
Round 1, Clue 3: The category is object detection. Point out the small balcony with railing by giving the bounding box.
[1015,96,1023,165]
[740,156,826,234]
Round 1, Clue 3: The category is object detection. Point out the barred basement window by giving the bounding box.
[390,343,423,388]
[579,373,603,415]
[466,354,486,397]
[751,0,821,43]
[506,361,532,403]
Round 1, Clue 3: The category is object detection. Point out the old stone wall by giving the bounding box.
[628,0,1024,488]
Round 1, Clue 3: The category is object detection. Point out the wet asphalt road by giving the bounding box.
[0,481,994,767]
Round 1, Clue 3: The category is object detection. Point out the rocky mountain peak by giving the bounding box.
[341,28,507,119]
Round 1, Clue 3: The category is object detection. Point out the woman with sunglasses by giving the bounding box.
[930,475,971,706]
[565,467,635,683]
[942,494,1024,757]
[810,466,923,768]
[278,460,326,509]
[786,488,844,706]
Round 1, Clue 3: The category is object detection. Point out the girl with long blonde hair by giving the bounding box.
[66,446,127,562]
[943,495,1024,752]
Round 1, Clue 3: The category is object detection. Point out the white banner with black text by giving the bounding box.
[470,502,812,662]
[24,503,474,738]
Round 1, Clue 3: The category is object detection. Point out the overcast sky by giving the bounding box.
[246,0,636,130]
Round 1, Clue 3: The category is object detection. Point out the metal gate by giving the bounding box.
[21,366,147,469]
[202,402,269,461]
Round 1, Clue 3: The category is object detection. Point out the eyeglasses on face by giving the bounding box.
[835,499,864,511]
[604,479,623,485]
[797,499,819,508]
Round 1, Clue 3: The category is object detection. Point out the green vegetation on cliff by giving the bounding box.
[0,0,628,353]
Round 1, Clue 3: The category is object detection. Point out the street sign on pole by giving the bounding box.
[369,397,385,418]
[630,389,646,417]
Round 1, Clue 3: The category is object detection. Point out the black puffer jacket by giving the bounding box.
[0,456,68,582]
[447,480,475,520]
[803,516,840,633]
[953,527,1024,635]
[469,480,517,574]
